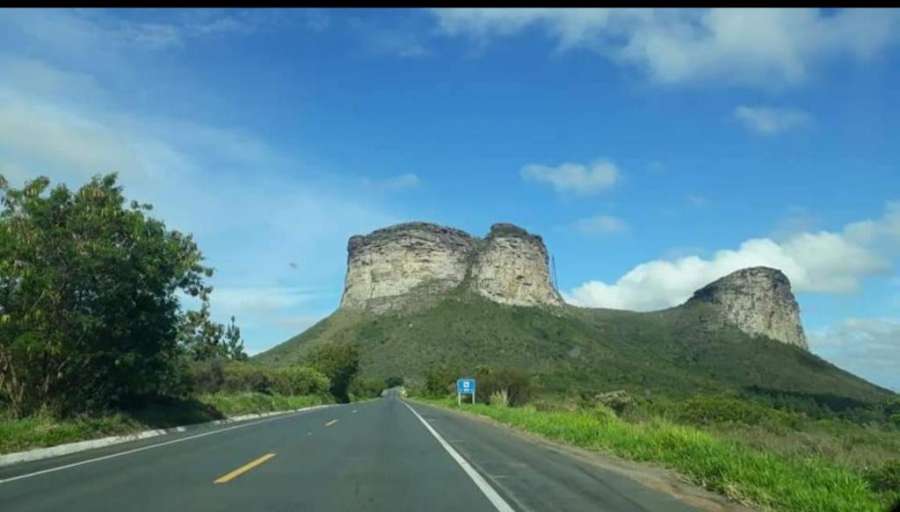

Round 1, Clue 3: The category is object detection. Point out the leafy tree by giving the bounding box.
[384,376,404,389]
[223,316,248,362]
[0,174,211,417]
[307,343,360,403]
[178,308,247,362]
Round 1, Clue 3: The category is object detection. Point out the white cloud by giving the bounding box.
[565,202,900,311]
[521,160,619,195]
[432,8,900,88]
[381,173,422,190]
[687,194,710,207]
[573,215,628,235]
[734,105,811,135]
[0,56,400,353]
[0,9,267,55]
[809,318,900,391]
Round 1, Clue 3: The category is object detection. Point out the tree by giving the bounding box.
[0,174,212,416]
[223,316,248,361]
[178,307,247,362]
[307,343,360,403]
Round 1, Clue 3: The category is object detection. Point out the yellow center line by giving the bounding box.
[325,419,338,427]
[214,453,276,484]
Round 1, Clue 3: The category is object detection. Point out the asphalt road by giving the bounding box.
[0,393,698,512]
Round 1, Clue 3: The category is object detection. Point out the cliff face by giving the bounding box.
[340,223,477,312]
[685,266,808,349]
[470,224,564,306]
[339,222,562,312]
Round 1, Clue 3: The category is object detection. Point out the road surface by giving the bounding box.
[0,393,699,511]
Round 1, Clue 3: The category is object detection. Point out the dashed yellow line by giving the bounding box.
[214,453,276,484]
[325,419,338,427]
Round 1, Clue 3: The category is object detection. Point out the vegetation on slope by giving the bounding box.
[256,292,893,417]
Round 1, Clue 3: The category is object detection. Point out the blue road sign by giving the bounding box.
[457,378,476,395]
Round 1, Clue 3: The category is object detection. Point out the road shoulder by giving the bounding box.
[408,399,756,512]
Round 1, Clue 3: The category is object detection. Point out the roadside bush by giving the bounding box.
[270,366,330,396]
[474,367,533,406]
[489,389,509,407]
[864,459,900,493]
[676,395,803,431]
[384,376,404,389]
[349,377,383,400]
[220,363,272,394]
[307,343,360,403]
[423,364,460,397]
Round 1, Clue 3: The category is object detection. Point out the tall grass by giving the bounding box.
[0,393,329,455]
[420,399,892,512]
[197,392,327,416]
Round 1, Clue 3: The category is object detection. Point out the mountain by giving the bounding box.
[256,222,893,406]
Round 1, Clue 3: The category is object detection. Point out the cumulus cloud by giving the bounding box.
[565,202,900,311]
[521,160,619,195]
[573,215,628,235]
[734,105,811,135]
[809,318,900,391]
[432,8,900,88]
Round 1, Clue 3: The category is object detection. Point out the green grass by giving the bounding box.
[0,393,329,455]
[418,397,896,512]
[197,392,327,416]
[0,412,142,455]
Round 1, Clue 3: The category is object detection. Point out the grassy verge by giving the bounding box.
[416,397,894,512]
[0,393,329,455]
[197,392,327,416]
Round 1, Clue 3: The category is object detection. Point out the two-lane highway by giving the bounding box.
[0,395,702,511]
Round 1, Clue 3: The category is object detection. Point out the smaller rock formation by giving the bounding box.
[686,267,808,350]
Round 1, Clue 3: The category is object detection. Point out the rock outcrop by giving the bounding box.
[340,223,477,312]
[685,267,808,350]
[339,222,562,312]
[469,224,564,306]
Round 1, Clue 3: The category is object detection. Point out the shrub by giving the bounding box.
[349,377,384,400]
[307,343,360,403]
[270,366,330,396]
[677,395,802,430]
[475,367,533,406]
[489,389,509,407]
[865,459,900,493]
[423,364,460,397]
[384,376,404,389]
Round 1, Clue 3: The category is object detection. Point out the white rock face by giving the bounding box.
[469,224,564,306]
[340,223,476,312]
[339,222,562,311]
[686,267,808,350]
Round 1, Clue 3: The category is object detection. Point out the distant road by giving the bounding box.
[0,392,698,511]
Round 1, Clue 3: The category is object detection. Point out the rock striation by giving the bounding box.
[685,267,808,349]
[339,222,563,312]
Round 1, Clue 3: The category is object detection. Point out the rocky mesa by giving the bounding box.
[340,222,563,312]
[338,221,807,350]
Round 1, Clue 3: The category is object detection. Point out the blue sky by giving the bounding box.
[2,8,899,390]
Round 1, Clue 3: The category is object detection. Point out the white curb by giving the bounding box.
[0,404,333,468]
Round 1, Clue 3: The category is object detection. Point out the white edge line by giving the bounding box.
[0,404,336,485]
[403,401,515,512]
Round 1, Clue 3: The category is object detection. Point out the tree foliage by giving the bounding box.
[0,174,239,417]
[307,342,360,403]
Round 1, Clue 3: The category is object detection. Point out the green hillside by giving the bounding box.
[255,292,893,409]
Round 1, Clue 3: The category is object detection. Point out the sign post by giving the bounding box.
[456,378,476,406]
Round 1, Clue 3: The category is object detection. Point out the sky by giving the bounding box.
[1,8,899,390]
